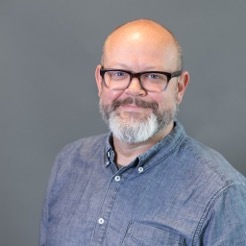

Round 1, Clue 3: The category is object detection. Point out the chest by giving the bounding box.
[47,165,204,245]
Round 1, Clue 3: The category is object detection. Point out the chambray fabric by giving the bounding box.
[40,122,246,245]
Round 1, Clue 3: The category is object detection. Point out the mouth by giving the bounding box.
[119,104,149,113]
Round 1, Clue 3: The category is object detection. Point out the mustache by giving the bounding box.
[112,97,158,112]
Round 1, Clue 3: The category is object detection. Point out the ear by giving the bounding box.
[95,65,103,97]
[176,71,190,104]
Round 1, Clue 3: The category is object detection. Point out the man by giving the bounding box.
[40,19,246,245]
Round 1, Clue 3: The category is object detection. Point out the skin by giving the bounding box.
[95,19,190,166]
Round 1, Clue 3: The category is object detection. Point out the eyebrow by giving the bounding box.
[103,64,164,72]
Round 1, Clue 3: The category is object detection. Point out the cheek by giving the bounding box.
[100,88,122,105]
[154,93,177,111]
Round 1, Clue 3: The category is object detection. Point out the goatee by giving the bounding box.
[99,97,177,144]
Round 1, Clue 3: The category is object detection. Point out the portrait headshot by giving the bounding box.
[0,1,246,245]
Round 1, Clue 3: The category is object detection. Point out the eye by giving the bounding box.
[148,73,160,79]
[109,71,128,80]
[143,73,166,81]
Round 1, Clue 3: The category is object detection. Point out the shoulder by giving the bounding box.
[179,135,246,187]
[178,137,246,212]
[58,133,108,157]
[52,133,109,174]
[184,137,246,243]
[173,133,246,242]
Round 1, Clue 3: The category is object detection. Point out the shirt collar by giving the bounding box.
[137,122,186,168]
[104,133,115,167]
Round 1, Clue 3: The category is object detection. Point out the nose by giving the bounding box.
[125,77,146,96]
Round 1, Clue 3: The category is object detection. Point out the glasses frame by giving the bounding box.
[100,67,182,92]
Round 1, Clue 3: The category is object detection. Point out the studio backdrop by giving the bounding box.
[0,0,245,245]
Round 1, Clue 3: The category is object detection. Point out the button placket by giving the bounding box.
[138,167,144,173]
[98,218,105,225]
[93,171,125,243]
[114,175,121,182]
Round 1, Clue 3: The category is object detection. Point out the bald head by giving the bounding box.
[101,19,183,70]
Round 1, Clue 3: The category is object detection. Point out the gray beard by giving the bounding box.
[99,97,177,144]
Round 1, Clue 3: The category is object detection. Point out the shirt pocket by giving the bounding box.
[121,221,184,246]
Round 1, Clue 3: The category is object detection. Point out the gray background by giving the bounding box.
[0,0,245,245]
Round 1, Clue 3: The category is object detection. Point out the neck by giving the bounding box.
[113,122,174,166]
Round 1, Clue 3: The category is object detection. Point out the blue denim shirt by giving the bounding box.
[40,122,246,245]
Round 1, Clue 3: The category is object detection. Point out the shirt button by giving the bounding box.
[114,175,121,182]
[98,218,105,225]
[138,167,144,173]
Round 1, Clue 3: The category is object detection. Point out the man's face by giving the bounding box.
[96,27,188,144]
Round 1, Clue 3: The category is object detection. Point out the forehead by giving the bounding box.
[103,24,179,69]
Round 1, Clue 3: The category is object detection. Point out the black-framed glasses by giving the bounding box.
[100,68,182,92]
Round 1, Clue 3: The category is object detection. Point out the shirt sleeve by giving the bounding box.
[39,153,62,246]
[194,183,246,245]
